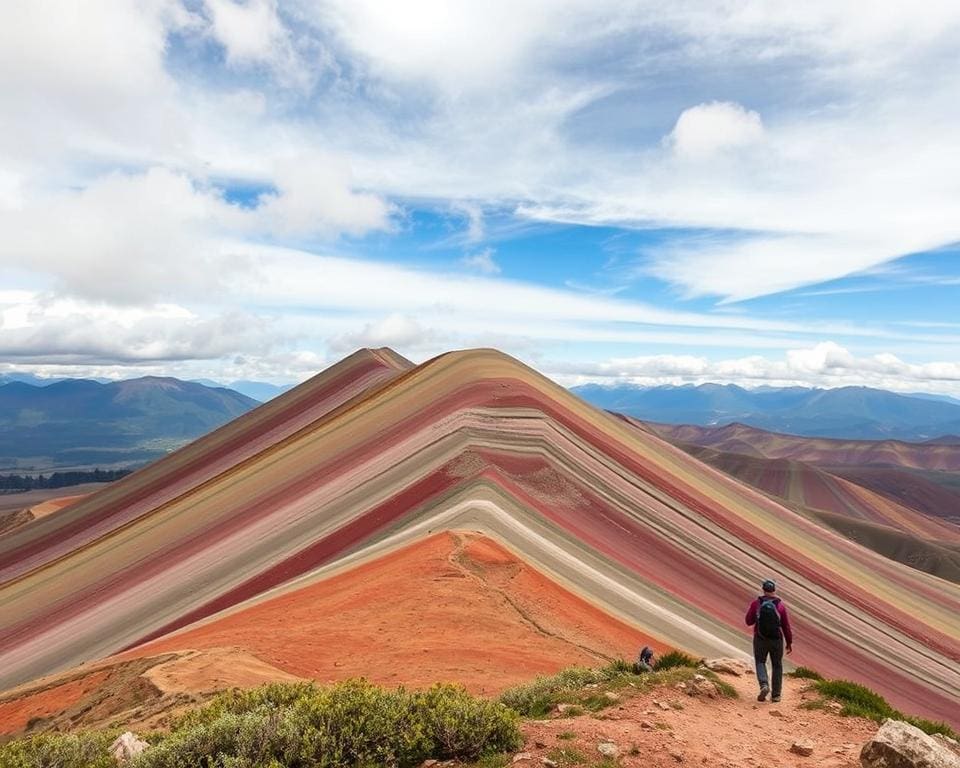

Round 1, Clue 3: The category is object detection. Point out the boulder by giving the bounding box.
[790,740,815,757]
[110,732,149,764]
[860,719,960,768]
[933,735,960,760]
[704,658,750,676]
[685,674,718,698]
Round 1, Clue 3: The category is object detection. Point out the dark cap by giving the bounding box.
[762,579,776,593]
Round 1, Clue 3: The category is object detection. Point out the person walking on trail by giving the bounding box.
[745,579,793,702]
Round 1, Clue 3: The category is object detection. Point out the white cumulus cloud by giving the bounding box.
[668,101,765,159]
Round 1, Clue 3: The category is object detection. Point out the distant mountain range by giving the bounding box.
[190,379,295,402]
[0,377,258,471]
[4,373,959,472]
[572,382,960,441]
[0,373,110,387]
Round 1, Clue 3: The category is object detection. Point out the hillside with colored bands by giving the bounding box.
[0,349,957,728]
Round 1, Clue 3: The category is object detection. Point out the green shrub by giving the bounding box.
[0,731,118,768]
[497,667,614,717]
[292,679,433,767]
[132,679,520,768]
[789,666,823,681]
[603,658,633,674]
[811,679,957,739]
[902,716,956,738]
[133,710,301,768]
[498,661,713,717]
[415,684,521,760]
[171,680,319,730]
[813,679,894,720]
[652,650,699,672]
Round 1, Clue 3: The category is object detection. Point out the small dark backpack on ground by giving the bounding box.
[757,597,782,639]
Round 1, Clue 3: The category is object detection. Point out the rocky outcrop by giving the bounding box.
[860,719,960,768]
[685,674,720,698]
[110,732,149,764]
[703,658,751,676]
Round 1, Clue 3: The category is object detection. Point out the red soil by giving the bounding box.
[129,532,662,696]
[0,670,108,733]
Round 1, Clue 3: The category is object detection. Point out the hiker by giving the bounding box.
[634,646,655,673]
[745,579,793,703]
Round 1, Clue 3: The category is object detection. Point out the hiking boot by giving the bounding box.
[771,695,781,703]
[757,685,769,702]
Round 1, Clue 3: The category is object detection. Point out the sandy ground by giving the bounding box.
[520,667,877,768]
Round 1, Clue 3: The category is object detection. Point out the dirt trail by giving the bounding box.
[521,669,878,768]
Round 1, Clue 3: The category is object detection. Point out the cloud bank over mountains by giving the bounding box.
[0,1,957,392]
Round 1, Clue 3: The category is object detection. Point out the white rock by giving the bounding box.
[704,658,750,676]
[110,732,149,764]
[860,719,960,768]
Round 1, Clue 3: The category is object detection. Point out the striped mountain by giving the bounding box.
[0,348,957,730]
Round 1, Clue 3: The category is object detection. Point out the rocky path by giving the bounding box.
[519,667,878,768]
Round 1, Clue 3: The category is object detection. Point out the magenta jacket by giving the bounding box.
[745,597,793,645]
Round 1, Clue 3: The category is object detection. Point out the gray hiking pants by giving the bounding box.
[753,634,784,697]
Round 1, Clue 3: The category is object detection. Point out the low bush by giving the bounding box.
[652,651,699,672]
[811,679,957,739]
[497,666,621,717]
[170,680,319,731]
[789,666,823,681]
[416,684,521,761]
[902,716,956,738]
[813,679,894,720]
[0,731,118,768]
[133,679,519,768]
[497,658,719,717]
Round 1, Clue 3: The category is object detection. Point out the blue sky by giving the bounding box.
[0,1,958,394]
